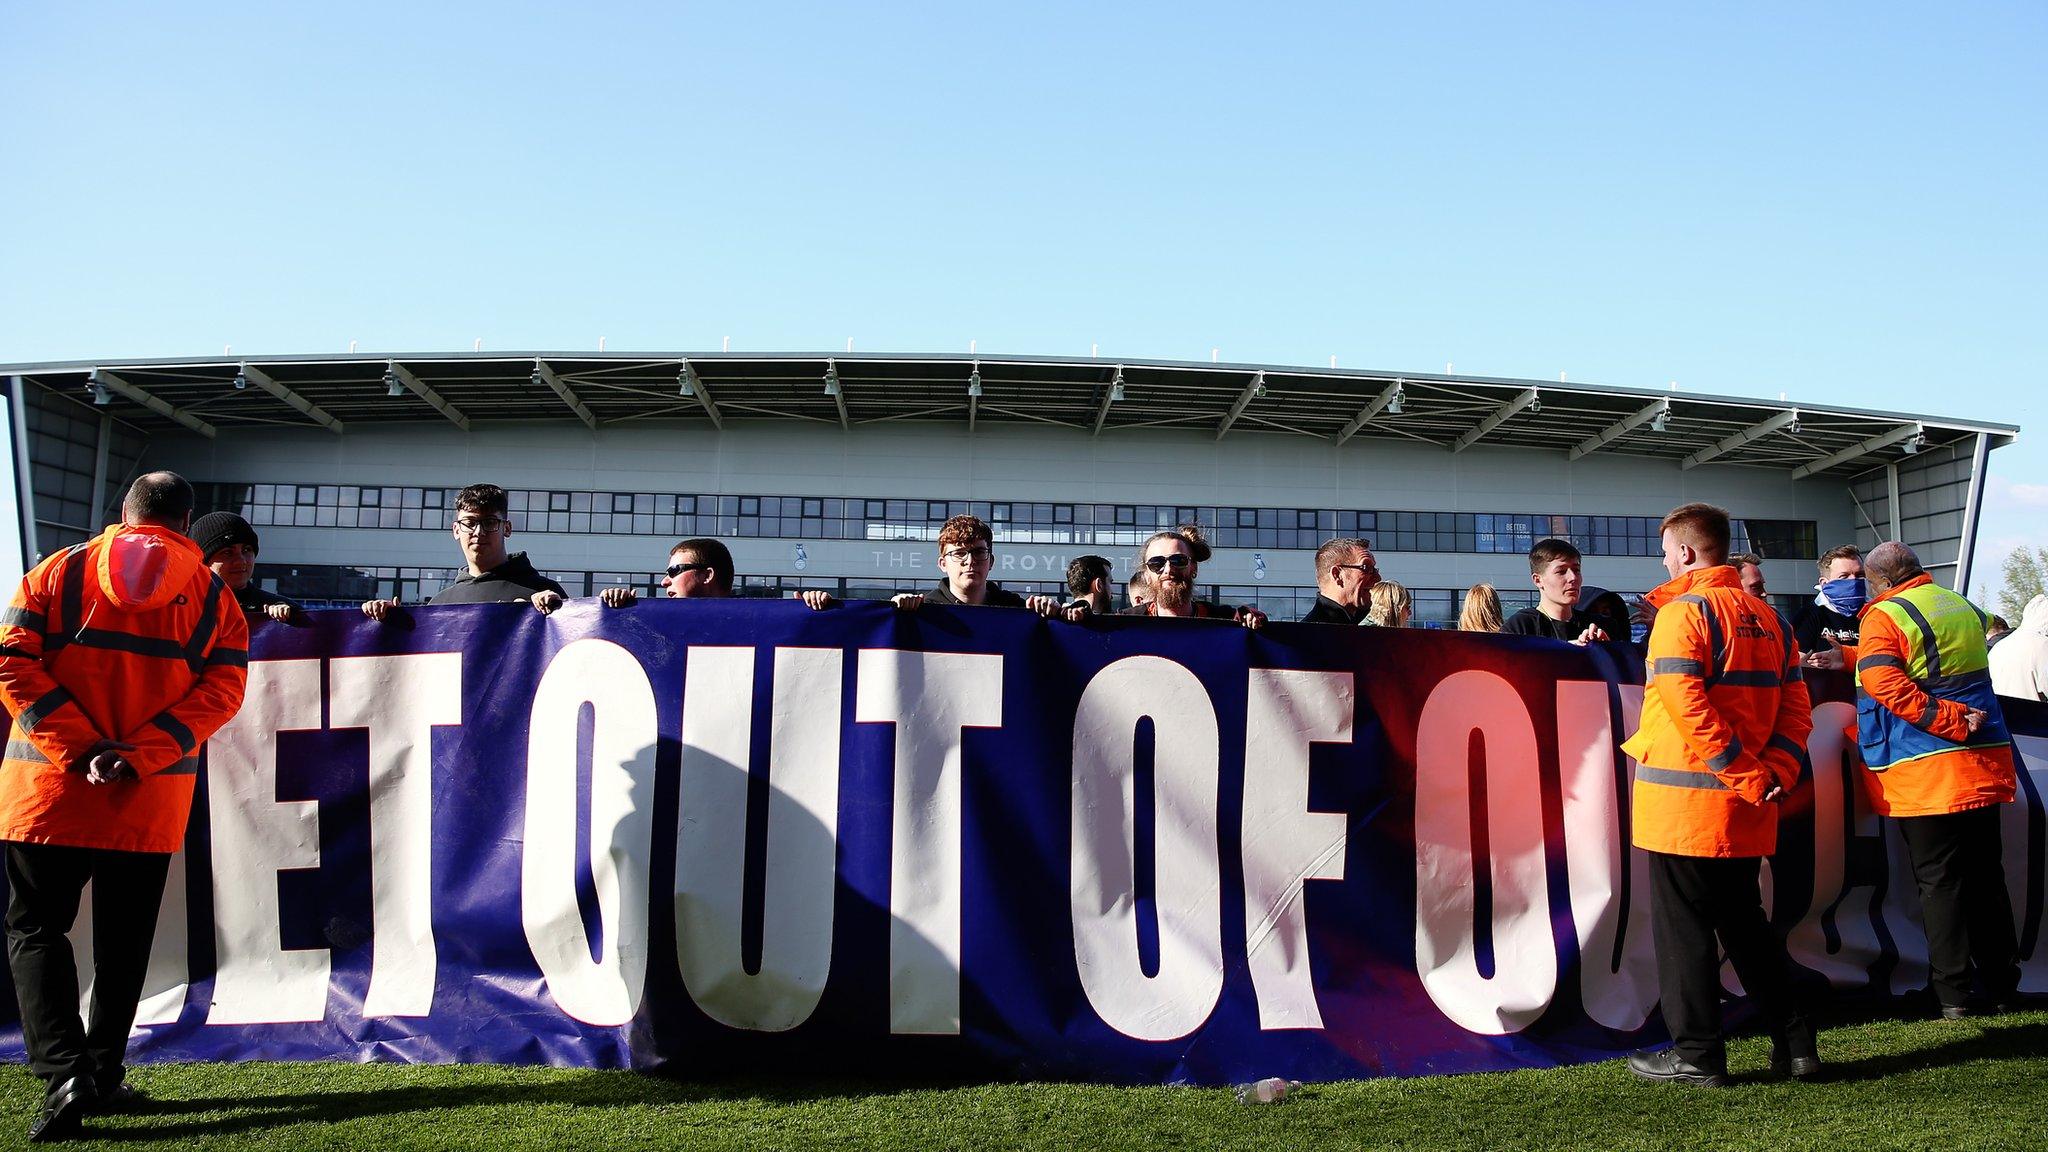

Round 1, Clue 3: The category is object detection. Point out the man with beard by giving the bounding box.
[1127,525,1264,628]
[1065,554,1116,616]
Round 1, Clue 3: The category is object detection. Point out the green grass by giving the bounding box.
[4,1012,2044,1151]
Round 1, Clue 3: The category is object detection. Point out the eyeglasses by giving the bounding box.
[1144,554,1193,573]
[453,517,507,535]
[943,547,993,564]
[666,562,714,578]
[1333,563,1380,578]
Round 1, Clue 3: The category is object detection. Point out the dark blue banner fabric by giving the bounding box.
[4,602,2045,1083]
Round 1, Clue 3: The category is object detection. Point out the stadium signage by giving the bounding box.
[4,602,2042,1082]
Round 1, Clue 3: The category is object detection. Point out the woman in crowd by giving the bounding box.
[1458,583,1503,632]
[1367,580,1413,628]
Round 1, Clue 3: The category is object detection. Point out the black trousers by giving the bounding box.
[1896,804,2020,1007]
[1648,852,1811,1071]
[4,841,172,1091]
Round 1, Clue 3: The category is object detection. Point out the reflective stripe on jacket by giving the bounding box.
[1854,573,2014,816]
[0,522,249,852]
[1623,566,1812,858]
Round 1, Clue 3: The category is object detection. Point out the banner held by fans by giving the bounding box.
[4,601,2044,1083]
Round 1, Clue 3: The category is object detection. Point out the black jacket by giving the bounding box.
[235,583,302,620]
[1503,606,1604,642]
[428,553,567,605]
[1300,594,1368,625]
[926,579,1026,608]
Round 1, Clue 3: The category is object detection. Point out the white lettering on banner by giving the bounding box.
[1413,669,1557,1035]
[1558,681,1658,1031]
[1070,655,1224,1042]
[208,659,329,1024]
[523,639,658,1027]
[329,653,462,1018]
[856,650,1004,1035]
[1242,669,1352,1030]
[675,646,843,1031]
[1782,702,1894,989]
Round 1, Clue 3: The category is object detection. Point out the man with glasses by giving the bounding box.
[600,539,735,605]
[804,515,1074,617]
[1302,537,1380,624]
[1129,525,1265,628]
[361,484,567,619]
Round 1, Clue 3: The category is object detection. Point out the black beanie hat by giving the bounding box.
[190,511,260,561]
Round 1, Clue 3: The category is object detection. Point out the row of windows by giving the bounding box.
[203,482,1820,561]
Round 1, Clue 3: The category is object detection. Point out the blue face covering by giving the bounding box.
[1816,576,1868,616]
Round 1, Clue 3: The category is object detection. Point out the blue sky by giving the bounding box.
[3,4,2041,598]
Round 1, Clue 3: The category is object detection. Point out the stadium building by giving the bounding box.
[1,353,2020,624]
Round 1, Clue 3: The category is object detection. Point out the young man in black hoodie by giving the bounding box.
[887,515,1076,618]
[362,483,566,620]
[191,510,303,624]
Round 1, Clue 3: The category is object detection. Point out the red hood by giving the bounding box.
[93,522,205,612]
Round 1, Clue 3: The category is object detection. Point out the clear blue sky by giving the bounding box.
[3,4,2042,597]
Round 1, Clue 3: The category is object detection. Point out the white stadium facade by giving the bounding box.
[0,353,2021,623]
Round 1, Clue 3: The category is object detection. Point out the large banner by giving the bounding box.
[3,602,2045,1083]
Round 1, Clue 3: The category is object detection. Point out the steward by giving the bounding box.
[1622,501,1818,1088]
[1853,541,2019,1017]
[0,472,249,1141]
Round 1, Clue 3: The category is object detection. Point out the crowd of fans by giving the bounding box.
[2,473,2041,1137]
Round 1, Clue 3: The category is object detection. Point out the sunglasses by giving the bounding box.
[1333,563,1380,577]
[666,562,714,578]
[1144,554,1193,572]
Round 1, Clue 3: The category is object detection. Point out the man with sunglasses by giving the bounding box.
[1301,537,1380,625]
[1128,525,1265,628]
[599,538,736,605]
[361,483,566,619]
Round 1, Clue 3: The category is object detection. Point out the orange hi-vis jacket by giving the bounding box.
[1853,573,2015,817]
[0,522,248,853]
[1623,565,1813,858]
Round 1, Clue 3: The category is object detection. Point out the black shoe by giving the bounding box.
[1769,1044,1824,1081]
[1628,1050,1728,1087]
[94,1081,150,1113]
[27,1075,94,1143]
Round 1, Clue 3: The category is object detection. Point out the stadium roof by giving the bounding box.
[3,352,2018,479]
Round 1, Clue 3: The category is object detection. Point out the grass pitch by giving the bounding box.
[2,1011,2043,1150]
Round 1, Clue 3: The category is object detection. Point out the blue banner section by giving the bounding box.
[4,601,2046,1083]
